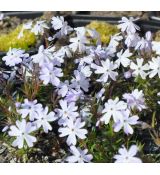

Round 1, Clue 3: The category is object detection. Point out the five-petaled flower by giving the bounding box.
[31,20,49,35]
[57,100,79,122]
[17,99,43,121]
[8,119,37,149]
[2,48,29,67]
[113,110,139,135]
[34,107,57,133]
[118,17,140,34]
[66,146,93,163]
[114,145,142,163]
[123,89,146,111]
[100,97,127,124]
[149,57,160,78]
[91,59,118,83]
[39,63,63,86]
[130,58,149,79]
[58,118,88,146]
[116,49,132,67]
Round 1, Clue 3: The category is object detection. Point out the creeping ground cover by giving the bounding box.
[1,15,160,162]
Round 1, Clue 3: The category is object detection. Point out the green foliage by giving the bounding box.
[0,25,36,52]
[155,30,160,41]
[86,21,119,44]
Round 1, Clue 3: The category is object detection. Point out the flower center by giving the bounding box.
[138,67,141,71]
[64,111,68,115]
[125,156,129,160]
[79,155,83,160]
[71,128,75,132]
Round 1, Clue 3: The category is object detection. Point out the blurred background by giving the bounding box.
[0,11,158,19]
[1,11,160,21]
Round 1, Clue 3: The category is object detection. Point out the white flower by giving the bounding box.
[114,145,142,163]
[100,97,127,124]
[124,70,132,79]
[114,110,139,135]
[23,21,33,30]
[2,126,9,132]
[2,48,29,67]
[90,45,106,59]
[148,57,160,78]
[96,87,105,101]
[56,81,70,97]
[56,46,72,59]
[91,59,118,83]
[87,29,101,44]
[116,49,132,67]
[34,107,57,133]
[77,55,93,66]
[87,28,100,39]
[130,58,149,79]
[71,70,90,92]
[109,33,123,47]
[65,89,83,103]
[152,41,160,55]
[51,16,73,39]
[105,33,123,57]
[74,27,86,36]
[53,23,73,39]
[39,63,63,86]
[69,36,88,53]
[31,45,55,66]
[51,16,64,30]
[125,33,140,48]
[105,44,117,57]
[123,89,146,111]
[118,17,140,34]
[8,119,37,149]
[66,146,93,163]
[17,99,43,121]
[58,118,87,146]
[31,21,49,35]
[18,21,33,39]
[69,27,88,53]
[78,65,92,78]
[135,31,152,52]
[57,99,79,121]
[52,50,65,66]
[0,13,4,21]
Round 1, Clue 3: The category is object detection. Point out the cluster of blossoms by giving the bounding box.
[9,99,57,148]
[18,20,49,38]
[2,15,160,163]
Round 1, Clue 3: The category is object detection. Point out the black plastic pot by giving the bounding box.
[149,11,160,22]
[65,14,160,33]
[3,11,44,20]
[0,12,44,58]
[76,11,91,15]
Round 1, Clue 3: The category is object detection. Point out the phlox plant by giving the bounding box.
[1,15,160,163]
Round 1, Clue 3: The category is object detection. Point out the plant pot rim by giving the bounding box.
[65,14,160,32]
